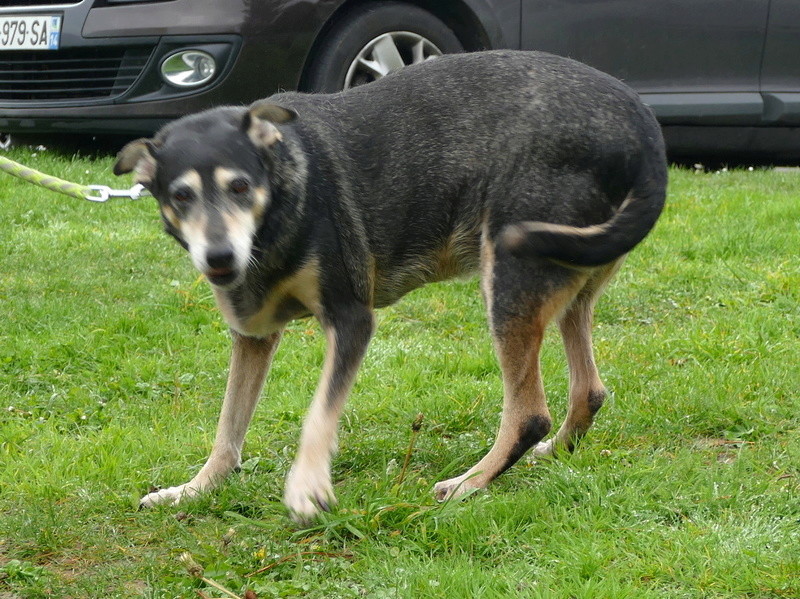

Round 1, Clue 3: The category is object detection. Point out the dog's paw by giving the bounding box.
[283,464,335,524]
[531,439,556,460]
[139,483,199,509]
[433,474,482,503]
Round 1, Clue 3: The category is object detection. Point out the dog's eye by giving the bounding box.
[230,178,249,194]
[173,188,192,202]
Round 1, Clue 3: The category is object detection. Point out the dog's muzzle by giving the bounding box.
[205,245,238,286]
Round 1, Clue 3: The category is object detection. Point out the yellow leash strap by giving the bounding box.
[0,155,147,202]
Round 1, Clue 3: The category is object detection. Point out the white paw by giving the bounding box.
[433,473,481,502]
[531,439,556,459]
[139,483,199,509]
[283,463,335,524]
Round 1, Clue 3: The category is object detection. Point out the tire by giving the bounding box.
[304,2,464,93]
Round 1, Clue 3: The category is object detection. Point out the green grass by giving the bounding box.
[1,147,798,598]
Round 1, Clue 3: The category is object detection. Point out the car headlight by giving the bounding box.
[160,50,217,88]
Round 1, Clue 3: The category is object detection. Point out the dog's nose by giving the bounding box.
[206,246,235,270]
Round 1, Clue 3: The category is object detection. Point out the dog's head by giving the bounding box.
[114,102,296,288]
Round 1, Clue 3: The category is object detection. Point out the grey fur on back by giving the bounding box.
[268,50,665,301]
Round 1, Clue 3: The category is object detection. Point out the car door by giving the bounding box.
[520,0,770,125]
[760,0,800,125]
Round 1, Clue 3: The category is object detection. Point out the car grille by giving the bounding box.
[0,46,153,101]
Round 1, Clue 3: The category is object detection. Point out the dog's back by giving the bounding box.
[270,50,666,303]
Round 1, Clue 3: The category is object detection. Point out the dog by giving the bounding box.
[114,50,667,523]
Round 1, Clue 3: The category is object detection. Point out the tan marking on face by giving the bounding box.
[182,209,207,244]
[161,205,180,230]
[214,257,322,337]
[251,186,268,221]
[176,169,202,194]
[173,169,207,271]
[214,167,269,221]
[221,209,255,237]
[182,208,210,272]
[220,208,256,276]
[213,166,239,191]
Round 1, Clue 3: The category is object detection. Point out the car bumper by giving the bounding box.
[0,0,333,136]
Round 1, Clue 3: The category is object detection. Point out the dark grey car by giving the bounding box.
[1,0,799,162]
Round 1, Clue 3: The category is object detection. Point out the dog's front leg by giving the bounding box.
[284,305,374,523]
[140,330,282,508]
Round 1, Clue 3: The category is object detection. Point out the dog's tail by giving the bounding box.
[499,165,666,268]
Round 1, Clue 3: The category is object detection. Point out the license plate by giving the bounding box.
[0,15,61,51]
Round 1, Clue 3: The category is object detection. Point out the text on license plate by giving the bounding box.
[0,15,61,51]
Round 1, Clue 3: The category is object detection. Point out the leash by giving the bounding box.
[0,154,148,202]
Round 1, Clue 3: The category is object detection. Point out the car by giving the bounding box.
[1,0,799,163]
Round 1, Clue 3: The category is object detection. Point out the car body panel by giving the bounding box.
[521,0,770,93]
[82,0,246,37]
[761,0,800,93]
[759,0,800,127]
[1,0,798,161]
[461,0,520,48]
[521,0,770,127]
[641,92,765,126]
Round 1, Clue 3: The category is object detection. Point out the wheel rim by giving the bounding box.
[343,31,443,89]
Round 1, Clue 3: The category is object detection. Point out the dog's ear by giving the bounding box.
[113,138,160,184]
[243,101,297,149]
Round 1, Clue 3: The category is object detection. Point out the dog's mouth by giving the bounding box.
[206,267,238,287]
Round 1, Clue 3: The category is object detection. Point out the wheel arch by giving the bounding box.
[298,0,509,92]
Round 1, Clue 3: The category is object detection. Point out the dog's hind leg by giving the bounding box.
[533,260,623,457]
[139,330,281,508]
[283,304,374,523]
[434,236,586,502]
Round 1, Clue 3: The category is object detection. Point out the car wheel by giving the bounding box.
[303,2,464,93]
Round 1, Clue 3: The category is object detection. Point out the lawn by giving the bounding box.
[0,147,798,598]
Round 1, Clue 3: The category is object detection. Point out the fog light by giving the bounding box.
[160,50,216,88]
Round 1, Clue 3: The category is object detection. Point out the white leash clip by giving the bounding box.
[85,183,149,202]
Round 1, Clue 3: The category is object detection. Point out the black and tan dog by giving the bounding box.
[115,50,666,522]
